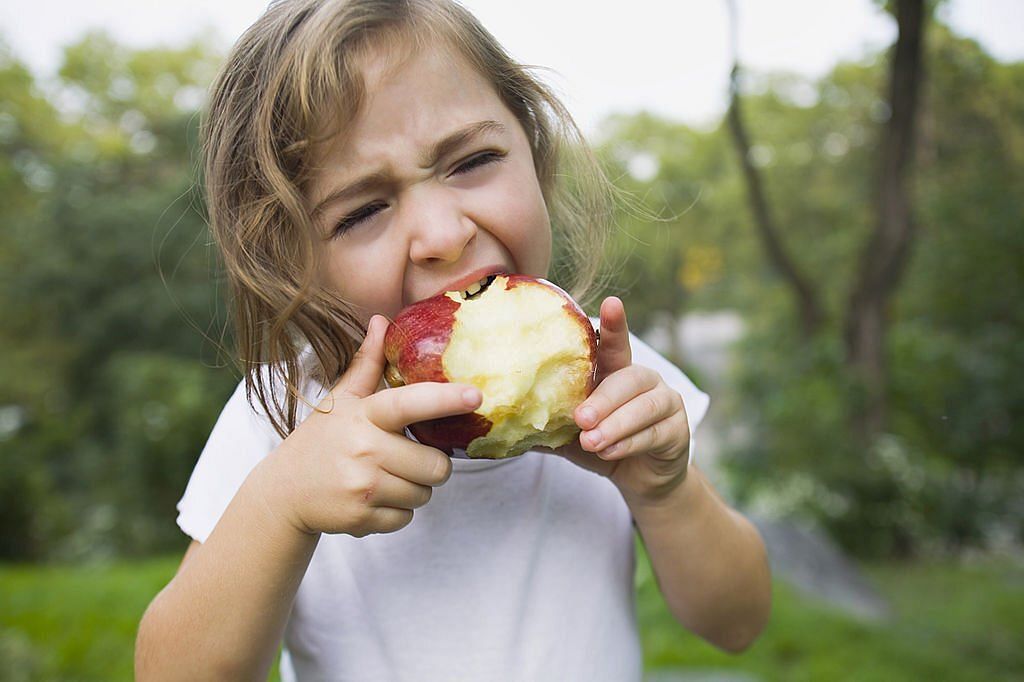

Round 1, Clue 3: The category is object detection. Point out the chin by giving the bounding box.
[383,274,598,459]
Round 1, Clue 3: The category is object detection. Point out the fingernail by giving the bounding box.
[462,388,482,407]
[599,442,620,459]
[579,405,597,427]
[584,429,603,449]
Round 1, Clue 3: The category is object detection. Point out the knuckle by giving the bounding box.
[631,367,653,394]
[649,418,679,457]
[626,366,643,393]
[344,470,378,502]
[639,391,662,417]
[648,419,665,445]
[339,420,376,458]
[639,422,664,456]
[362,479,378,503]
[349,437,374,460]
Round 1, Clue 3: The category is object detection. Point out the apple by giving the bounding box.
[383,273,598,459]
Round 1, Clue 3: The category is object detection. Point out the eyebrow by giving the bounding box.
[311,119,508,215]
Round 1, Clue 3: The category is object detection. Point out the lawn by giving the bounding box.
[1,545,1022,681]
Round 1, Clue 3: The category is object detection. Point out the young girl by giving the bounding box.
[135,0,771,679]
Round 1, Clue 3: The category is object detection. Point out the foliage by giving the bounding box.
[0,32,234,560]
[0,17,1021,561]
[595,24,1023,557]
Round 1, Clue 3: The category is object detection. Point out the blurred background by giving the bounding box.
[1,0,1022,679]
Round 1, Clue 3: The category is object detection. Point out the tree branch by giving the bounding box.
[843,0,926,437]
[724,0,824,339]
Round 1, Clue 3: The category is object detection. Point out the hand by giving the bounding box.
[261,315,483,538]
[539,297,692,507]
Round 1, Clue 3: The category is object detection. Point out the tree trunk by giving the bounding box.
[724,0,824,340]
[843,0,926,441]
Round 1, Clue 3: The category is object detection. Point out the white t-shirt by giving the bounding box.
[176,320,710,682]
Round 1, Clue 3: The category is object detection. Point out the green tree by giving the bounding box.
[0,32,234,560]
[595,22,1023,557]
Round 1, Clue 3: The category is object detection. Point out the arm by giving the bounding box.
[135,452,319,681]
[552,297,771,653]
[135,314,481,679]
[630,464,771,653]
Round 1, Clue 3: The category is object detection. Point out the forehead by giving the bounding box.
[308,40,511,174]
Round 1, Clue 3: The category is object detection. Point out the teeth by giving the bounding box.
[461,275,495,299]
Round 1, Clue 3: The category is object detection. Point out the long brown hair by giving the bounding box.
[203,0,620,438]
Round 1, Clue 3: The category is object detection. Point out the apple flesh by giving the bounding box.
[383,274,598,459]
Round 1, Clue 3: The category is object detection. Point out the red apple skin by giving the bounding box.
[402,413,494,456]
[383,291,458,384]
[383,290,493,454]
[383,274,597,457]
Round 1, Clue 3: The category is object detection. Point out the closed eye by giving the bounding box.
[332,201,387,237]
[329,151,506,238]
[451,150,506,176]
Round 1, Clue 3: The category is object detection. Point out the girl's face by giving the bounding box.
[306,43,553,325]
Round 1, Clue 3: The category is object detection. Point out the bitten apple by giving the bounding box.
[383,274,598,459]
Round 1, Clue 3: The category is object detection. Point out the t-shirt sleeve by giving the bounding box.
[176,378,284,543]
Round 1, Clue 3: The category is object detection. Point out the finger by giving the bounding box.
[579,384,681,454]
[332,315,389,399]
[359,469,436,510]
[534,443,618,478]
[377,432,454,487]
[595,409,690,463]
[366,381,482,433]
[595,297,632,382]
[361,507,415,535]
[574,365,661,431]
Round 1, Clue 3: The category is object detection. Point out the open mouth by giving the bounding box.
[460,274,498,300]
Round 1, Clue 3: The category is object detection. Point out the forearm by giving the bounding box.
[630,464,771,653]
[135,449,319,681]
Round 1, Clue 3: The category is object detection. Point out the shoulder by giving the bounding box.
[235,344,331,427]
[175,346,329,543]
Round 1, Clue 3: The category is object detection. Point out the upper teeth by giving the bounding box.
[461,276,493,298]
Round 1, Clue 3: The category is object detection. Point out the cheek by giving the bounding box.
[323,240,404,319]
[474,163,551,273]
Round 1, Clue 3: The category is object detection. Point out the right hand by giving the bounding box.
[256,314,483,538]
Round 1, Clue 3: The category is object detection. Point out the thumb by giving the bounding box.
[595,297,632,383]
[332,314,388,400]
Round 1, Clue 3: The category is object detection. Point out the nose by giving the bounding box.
[404,186,477,265]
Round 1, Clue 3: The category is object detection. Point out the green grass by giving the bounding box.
[636,546,1024,681]
[0,557,174,681]
[2,549,1023,681]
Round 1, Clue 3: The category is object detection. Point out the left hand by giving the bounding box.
[539,297,692,507]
